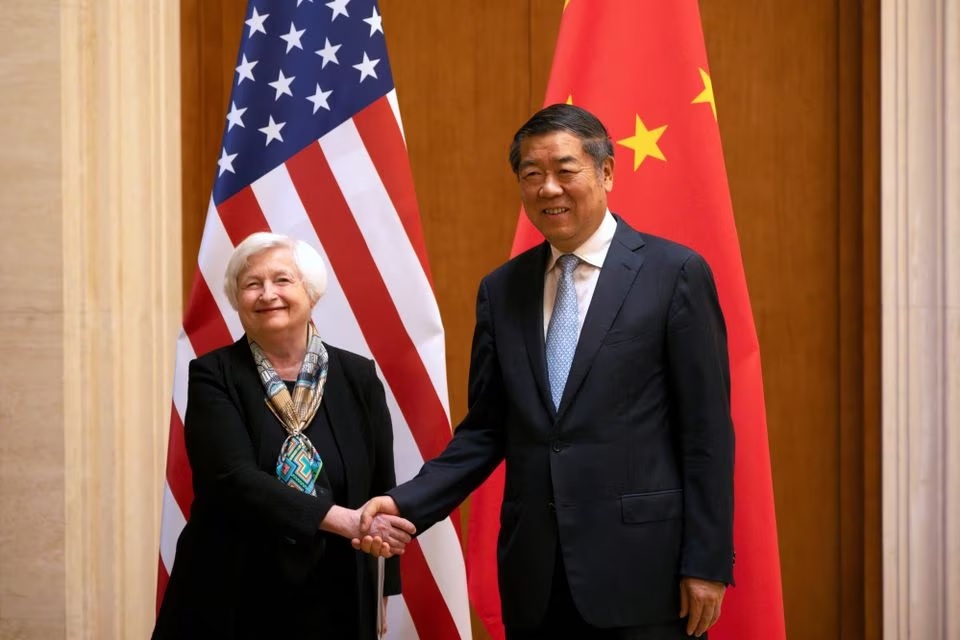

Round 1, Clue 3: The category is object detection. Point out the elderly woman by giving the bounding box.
[154,232,414,639]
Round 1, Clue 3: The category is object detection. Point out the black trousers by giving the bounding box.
[505,548,696,640]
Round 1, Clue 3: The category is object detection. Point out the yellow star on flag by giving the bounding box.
[565,94,573,105]
[564,0,571,10]
[692,67,717,121]
[617,115,667,170]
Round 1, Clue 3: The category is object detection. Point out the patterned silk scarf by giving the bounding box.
[249,322,329,496]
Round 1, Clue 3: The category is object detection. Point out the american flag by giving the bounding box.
[157,1,472,638]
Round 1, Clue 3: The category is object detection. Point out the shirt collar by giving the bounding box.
[546,210,617,272]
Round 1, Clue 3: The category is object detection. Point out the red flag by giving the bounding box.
[157,2,472,638]
[466,2,785,638]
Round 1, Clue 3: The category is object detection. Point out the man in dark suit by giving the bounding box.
[358,104,734,639]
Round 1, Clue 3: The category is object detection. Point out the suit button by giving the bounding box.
[548,502,556,512]
[551,441,562,453]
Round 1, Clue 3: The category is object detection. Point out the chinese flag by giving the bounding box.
[465,1,786,639]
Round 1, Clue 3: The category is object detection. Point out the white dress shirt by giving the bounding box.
[542,211,617,339]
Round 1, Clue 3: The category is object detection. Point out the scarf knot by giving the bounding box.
[249,322,328,496]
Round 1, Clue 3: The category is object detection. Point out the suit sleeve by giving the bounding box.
[361,358,402,596]
[183,356,331,542]
[665,253,736,584]
[388,278,508,532]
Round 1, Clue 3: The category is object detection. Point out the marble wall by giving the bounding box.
[0,0,180,637]
[0,1,65,636]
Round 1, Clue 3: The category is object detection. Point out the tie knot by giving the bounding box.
[557,253,579,276]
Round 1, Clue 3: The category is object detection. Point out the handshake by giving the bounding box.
[350,496,413,558]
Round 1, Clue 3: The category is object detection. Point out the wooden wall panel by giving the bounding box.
[700,1,842,636]
[700,0,880,637]
[529,1,565,113]
[860,2,882,636]
[180,0,246,300]
[180,1,879,638]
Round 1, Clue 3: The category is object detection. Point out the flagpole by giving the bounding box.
[377,556,385,639]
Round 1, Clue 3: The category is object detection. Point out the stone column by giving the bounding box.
[60,0,181,636]
[881,0,960,636]
[0,0,181,635]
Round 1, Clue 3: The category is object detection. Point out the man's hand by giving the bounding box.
[365,512,415,555]
[351,496,411,555]
[360,496,401,530]
[679,576,725,637]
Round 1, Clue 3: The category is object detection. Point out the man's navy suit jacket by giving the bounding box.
[390,216,735,629]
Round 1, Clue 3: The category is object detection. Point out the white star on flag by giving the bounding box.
[315,38,341,68]
[235,54,257,84]
[245,8,268,37]
[353,52,379,82]
[306,84,333,113]
[279,22,306,53]
[225,102,247,130]
[258,116,285,146]
[363,7,383,36]
[268,70,295,100]
[296,0,314,5]
[217,148,238,176]
[326,0,350,21]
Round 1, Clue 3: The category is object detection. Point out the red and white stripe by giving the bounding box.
[158,91,472,640]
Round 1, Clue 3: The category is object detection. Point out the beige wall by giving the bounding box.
[0,1,65,637]
[0,1,180,638]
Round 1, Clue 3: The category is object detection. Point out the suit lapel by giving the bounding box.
[557,219,645,418]
[520,243,556,416]
[227,339,283,470]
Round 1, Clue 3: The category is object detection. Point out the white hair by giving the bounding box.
[223,232,328,309]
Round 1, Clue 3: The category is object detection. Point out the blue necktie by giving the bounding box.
[545,254,580,409]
